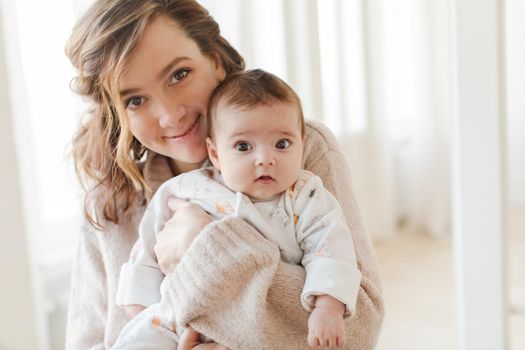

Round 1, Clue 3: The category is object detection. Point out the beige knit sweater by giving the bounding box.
[65,120,384,350]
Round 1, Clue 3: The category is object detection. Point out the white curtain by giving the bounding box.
[204,0,453,239]
[380,0,453,237]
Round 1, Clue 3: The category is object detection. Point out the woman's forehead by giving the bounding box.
[119,15,203,90]
[127,15,199,68]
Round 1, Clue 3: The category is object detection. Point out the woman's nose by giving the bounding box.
[255,149,276,166]
[156,97,186,128]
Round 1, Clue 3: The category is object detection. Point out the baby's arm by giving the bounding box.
[292,172,360,347]
[294,172,361,316]
[308,294,346,348]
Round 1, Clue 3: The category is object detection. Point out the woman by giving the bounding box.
[65,0,384,349]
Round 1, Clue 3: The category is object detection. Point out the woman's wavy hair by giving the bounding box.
[66,0,245,229]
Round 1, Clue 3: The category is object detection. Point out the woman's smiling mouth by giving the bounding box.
[164,116,200,141]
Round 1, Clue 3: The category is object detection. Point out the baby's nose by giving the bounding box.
[255,149,276,166]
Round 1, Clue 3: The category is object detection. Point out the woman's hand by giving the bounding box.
[154,197,212,274]
[177,327,230,350]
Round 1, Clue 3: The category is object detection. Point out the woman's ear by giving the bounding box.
[206,137,221,170]
[212,53,226,81]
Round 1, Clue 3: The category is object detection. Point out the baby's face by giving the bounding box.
[207,101,303,201]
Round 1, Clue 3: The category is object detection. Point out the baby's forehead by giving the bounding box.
[214,100,300,122]
[214,102,302,134]
[216,98,298,113]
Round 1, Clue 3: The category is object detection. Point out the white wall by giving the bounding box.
[506,0,525,208]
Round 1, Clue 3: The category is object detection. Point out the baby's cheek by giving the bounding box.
[221,169,244,192]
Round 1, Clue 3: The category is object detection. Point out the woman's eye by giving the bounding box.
[125,96,145,109]
[235,142,253,152]
[276,139,291,149]
[169,69,190,86]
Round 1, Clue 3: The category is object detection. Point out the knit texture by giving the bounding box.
[169,218,281,349]
[65,120,384,349]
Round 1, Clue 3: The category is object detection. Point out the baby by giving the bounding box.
[113,69,361,349]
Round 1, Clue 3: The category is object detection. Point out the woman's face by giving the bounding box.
[119,15,225,173]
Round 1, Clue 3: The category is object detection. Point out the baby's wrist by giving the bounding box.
[314,295,345,315]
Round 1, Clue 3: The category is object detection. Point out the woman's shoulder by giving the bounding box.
[82,154,162,235]
[303,119,344,168]
[83,184,145,237]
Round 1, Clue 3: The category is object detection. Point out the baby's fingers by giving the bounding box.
[337,335,346,347]
[319,332,340,348]
[323,334,336,348]
[307,332,319,348]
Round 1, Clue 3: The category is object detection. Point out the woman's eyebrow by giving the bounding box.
[156,56,191,81]
[120,88,140,99]
[120,56,191,98]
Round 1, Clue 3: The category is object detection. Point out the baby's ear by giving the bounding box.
[206,137,220,170]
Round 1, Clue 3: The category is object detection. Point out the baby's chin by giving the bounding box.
[244,185,291,202]
[247,192,281,202]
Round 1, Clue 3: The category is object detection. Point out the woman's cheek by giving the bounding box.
[129,115,151,140]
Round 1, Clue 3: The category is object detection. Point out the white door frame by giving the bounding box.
[450,0,508,349]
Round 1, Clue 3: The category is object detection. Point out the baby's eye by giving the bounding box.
[235,142,253,152]
[275,139,291,150]
[169,68,190,86]
[125,96,145,109]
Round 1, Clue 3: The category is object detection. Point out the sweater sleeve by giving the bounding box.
[164,123,384,349]
[65,220,107,350]
[303,124,385,348]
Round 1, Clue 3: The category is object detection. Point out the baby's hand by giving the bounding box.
[307,295,345,348]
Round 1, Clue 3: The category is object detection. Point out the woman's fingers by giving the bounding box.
[177,328,231,350]
[154,199,212,274]
[177,327,201,350]
[193,343,231,350]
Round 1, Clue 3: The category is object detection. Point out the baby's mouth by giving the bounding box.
[255,175,275,183]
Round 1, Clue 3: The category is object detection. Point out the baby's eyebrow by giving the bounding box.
[228,130,251,138]
[278,130,298,138]
[227,129,299,139]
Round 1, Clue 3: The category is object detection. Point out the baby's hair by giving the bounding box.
[207,69,305,139]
